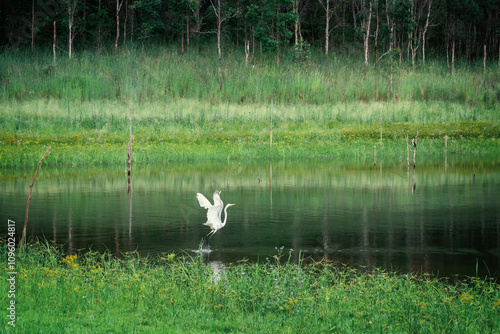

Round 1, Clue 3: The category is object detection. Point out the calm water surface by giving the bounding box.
[1,156,499,277]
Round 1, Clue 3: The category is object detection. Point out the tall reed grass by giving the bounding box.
[3,240,499,333]
[1,45,498,107]
[1,99,498,167]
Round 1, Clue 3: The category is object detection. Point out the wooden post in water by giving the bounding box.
[127,106,132,194]
[444,135,448,170]
[405,134,409,172]
[412,129,418,194]
[269,163,273,210]
[270,100,273,149]
[412,128,418,168]
[405,133,409,193]
[473,162,476,183]
[19,146,51,250]
[379,112,383,147]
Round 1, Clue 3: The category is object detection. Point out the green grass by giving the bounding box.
[0,46,498,167]
[1,120,498,167]
[0,98,499,167]
[1,45,499,107]
[3,240,500,333]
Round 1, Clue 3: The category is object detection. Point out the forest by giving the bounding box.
[1,0,499,66]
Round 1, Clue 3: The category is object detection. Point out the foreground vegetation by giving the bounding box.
[2,240,499,333]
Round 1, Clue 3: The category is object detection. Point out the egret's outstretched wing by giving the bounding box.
[213,191,224,219]
[196,193,212,209]
[197,192,223,228]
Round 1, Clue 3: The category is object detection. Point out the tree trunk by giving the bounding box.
[31,0,34,51]
[276,3,280,65]
[385,0,393,51]
[123,0,127,46]
[294,0,299,45]
[422,0,431,66]
[352,4,357,30]
[67,0,77,59]
[363,2,372,74]
[53,21,56,67]
[115,8,119,50]
[245,40,250,66]
[452,38,455,74]
[325,0,329,55]
[115,0,124,51]
[130,4,134,43]
[483,44,487,73]
[318,0,332,55]
[217,0,222,61]
[186,11,190,51]
[82,0,87,45]
[211,0,222,61]
[374,4,378,65]
[68,14,72,58]
[98,0,102,48]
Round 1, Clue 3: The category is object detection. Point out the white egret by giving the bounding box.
[196,190,235,248]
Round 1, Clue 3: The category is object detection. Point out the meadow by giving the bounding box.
[2,240,499,333]
[1,45,499,106]
[1,97,499,167]
[0,46,499,167]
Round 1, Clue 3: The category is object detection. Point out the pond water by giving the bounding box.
[1,155,499,277]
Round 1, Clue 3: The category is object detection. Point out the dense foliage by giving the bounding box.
[1,0,498,64]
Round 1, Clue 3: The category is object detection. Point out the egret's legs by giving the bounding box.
[205,230,215,249]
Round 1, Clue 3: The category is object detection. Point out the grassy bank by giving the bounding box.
[1,99,499,167]
[2,240,499,333]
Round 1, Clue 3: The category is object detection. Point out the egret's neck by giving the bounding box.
[222,204,230,226]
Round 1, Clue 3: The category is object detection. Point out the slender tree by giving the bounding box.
[422,0,431,66]
[317,0,336,55]
[361,0,372,73]
[53,21,56,66]
[31,0,35,50]
[211,0,223,61]
[115,0,124,50]
[65,0,78,59]
[294,0,301,45]
[210,0,239,62]
[372,0,379,65]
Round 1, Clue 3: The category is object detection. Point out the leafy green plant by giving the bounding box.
[2,240,499,333]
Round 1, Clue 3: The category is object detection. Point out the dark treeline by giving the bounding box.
[0,0,498,64]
